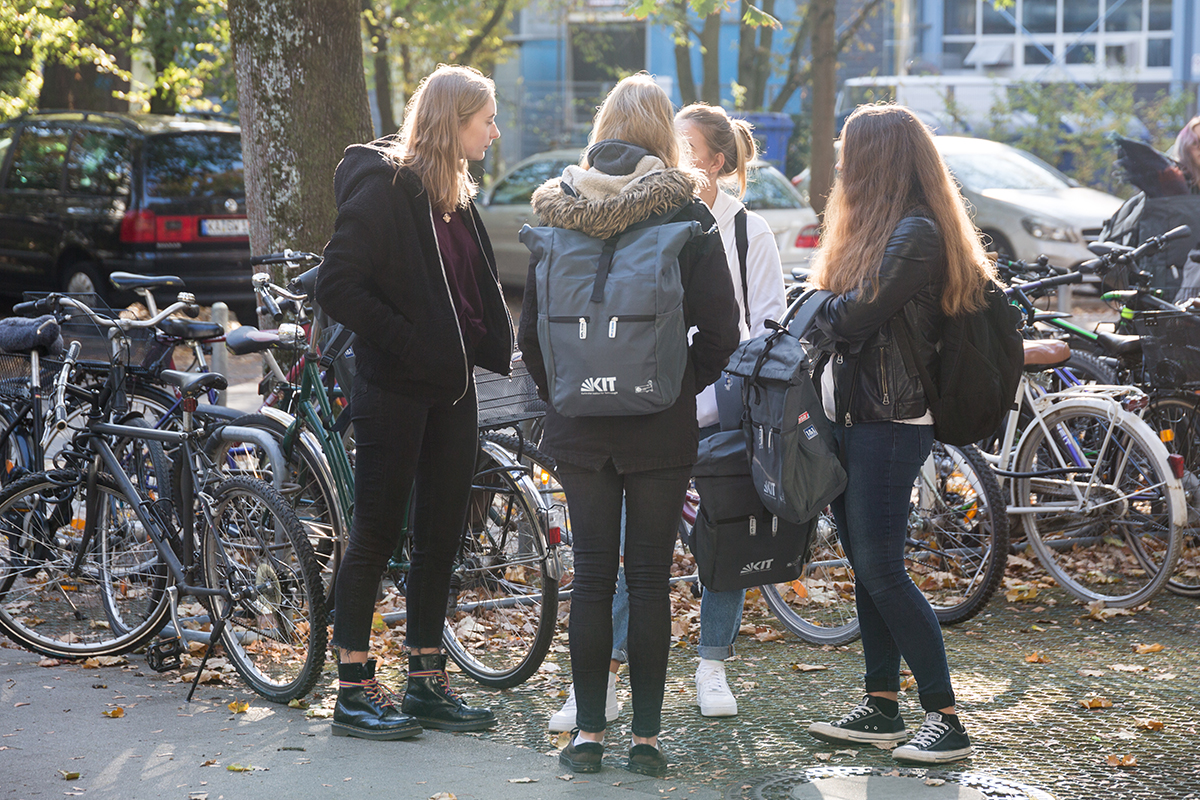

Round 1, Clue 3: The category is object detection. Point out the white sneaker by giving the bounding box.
[548,673,620,732]
[695,659,738,717]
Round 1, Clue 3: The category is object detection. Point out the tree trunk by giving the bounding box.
[809,0,836,216]
[363,0,396,134]
[699,12,721,106]
[39,61,130,111]
[671,0,697,106]
[739,0,775,109]
[227,0,373,260]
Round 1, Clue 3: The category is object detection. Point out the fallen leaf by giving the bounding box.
[834,749,858,757]
[1134,643,1164,654]
[226,763,253,772]
[102,708,124,718]
[82,655,127,669]
[813,753,832,761]
[288,698,309,709]
[1134,718,1164,731]
[753,629,785,642]
[1080,694,1113,709]
[1085,601,1132,620]
[557,774,574,781]
[900,676,916,690]
[925,778,946,786]
[792,663,827,672]
[1077,668,1106,677]
[428,794,457,800]
[305,708,333,719]
[508,777,537,783]
[228,700,249,713]
[1025,651,1049,663]
[1110,664,1146,673]
[39,658,62,667]
[14,702,29,707]
[1030,624,1045,632]
[1106,754,1137,768]
[371,612,387,632]
[1005,585,1038,602]
[59,770,81,780]
[553,731,571,749]
[200,759,218,767]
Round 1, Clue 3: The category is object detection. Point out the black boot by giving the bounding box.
[332,659,423,740]
[401,653,497,731]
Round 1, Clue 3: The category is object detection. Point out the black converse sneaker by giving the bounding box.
[807,696,908,748]
[892,712,973,764]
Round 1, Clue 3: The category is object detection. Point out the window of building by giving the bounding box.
[944,0,975,36]
[1146,37,1171,67]
[1104,0,1142,32]
[1064,0,1100,32]
[568,21,646,127]
[982,1,1015,34]
[1064,43,1097,63]
[1147,0,1171,29]
[1105,44,1128,66]
[1022,0,1057,33]
[941,41,975,70]
[1024,44,1054,65]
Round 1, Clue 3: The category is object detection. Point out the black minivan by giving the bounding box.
[0,111,252,316]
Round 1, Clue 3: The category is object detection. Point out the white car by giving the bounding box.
[477,149,818,288]
[793,136,1123,271]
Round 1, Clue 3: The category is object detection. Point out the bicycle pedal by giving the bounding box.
[146,637,183,672]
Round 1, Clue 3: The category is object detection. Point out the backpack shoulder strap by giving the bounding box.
[591,203,691,304]
[735,208,750,330]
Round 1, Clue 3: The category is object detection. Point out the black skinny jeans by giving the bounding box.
[557,460,692,738]
[332,377,478,653]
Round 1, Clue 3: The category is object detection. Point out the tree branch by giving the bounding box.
[454,0,510,65]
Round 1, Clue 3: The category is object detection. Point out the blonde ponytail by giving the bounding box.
[676,102,757,199]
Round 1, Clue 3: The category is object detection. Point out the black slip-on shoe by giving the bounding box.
[626,743,668,778]
[559,733,604,773]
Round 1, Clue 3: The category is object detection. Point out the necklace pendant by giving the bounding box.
[442,212,451,223]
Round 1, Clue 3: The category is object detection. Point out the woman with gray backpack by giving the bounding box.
[518,74,740,778]
[804,104,998,764]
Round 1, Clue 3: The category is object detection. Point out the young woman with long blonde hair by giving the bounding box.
[805,103,994,764]
[316,64,513,741]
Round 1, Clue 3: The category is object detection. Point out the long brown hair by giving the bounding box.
[383,64,494,214]
[586,73,684,169]
[676,103,757,197]
[809,104,994,317]
[1175,116,1200,191]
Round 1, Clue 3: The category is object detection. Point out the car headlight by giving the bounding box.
[1021,216,1078,243]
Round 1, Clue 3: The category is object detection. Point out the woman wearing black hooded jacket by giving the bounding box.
[316,65,513,741]
[519,73,740,778]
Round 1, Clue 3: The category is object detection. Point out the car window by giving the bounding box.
[941,147,1070,192]
[5,125,71,191]
[742,166,806,210]
[490,159,574,205]
[144,133,244,199]
[66,130,132,196]
[0,131,12,175]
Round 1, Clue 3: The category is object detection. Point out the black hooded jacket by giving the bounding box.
[316,143,514,401]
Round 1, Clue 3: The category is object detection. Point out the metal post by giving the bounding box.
[211,302,229,406]
[1057,282,1072,315]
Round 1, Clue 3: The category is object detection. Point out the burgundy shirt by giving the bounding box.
[434,208,487,348]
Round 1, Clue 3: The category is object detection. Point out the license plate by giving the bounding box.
[200,217,249,237]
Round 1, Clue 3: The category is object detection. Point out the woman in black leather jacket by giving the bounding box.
[804,104,997,765]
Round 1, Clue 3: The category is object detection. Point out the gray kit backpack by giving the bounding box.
[520,207,701,417]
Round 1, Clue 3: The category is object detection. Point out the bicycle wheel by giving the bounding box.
[442,441,557,689]
[1143,394,1200,597]
[210,413,345,583]
[761,510,860,646]
[480,432,573,592]
[907,442,1008,624]
[200,475,327,703]
[1015,403,1182,607]
[1051,351,1118,389]
[0,470,170,657]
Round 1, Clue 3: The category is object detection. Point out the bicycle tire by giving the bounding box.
[1054,351,1118,389]
[200,475,328,703]
[761,510,861,646]
[907,442,1008,624]
[442,441,557,689]
[0,469,171,657]
[1143,394,1200,597]
[1015,402,1183,607]
[209,413,345,584]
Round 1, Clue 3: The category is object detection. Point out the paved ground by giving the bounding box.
[4,578,1197,800]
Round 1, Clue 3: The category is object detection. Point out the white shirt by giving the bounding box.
[694,190,787,429]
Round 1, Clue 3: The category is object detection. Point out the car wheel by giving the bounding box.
[981,230,1014,259]
[60,262,106,302]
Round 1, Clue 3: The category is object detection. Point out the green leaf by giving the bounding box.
[742,4,782,28]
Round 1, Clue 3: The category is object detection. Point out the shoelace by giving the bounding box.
[907,716,951,747]
[342,678,397,708]
[835,701,874,725]
[699,670,731,696]
[411,669,463,703]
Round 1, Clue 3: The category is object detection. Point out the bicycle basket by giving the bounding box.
[0,353,59,399]
[1133,310,1200,388]
[22,292,173,378]
[475,360,545,429]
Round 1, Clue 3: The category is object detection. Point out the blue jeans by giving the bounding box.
[831,421,955,712]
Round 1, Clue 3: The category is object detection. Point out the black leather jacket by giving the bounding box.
[811,213,945,426]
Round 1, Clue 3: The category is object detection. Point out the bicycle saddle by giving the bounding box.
[108,271,186,291]
[157,317,225,341]
[1093,331,1142,357]
[158,369,228,397]
[224,325,279,355]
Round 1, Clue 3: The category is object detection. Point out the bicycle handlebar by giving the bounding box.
[250,250,322,268]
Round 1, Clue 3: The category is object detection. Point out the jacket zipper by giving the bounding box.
[427,203,470,404]
[836,352,853,428]
[879,347,890,406]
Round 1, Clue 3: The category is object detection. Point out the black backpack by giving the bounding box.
[894,280,1023,447]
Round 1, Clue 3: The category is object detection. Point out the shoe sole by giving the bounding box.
[559,751,603,773]
[892,745,973,764]
[331,721,423,740]
[548,706,621,733]
[699,703,738,717]
[625,759,668,778]
[808,723,908,748]
[412,715,497,732]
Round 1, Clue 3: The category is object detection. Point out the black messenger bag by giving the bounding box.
[690,429,815,592]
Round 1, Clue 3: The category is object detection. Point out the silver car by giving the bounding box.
[793,136,1123,269]
[477,149,818,288]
